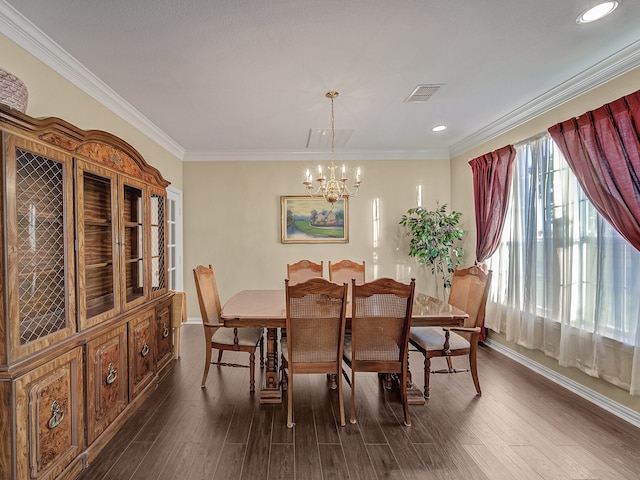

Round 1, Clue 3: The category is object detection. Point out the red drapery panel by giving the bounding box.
[548,90,640,251]
[468,145,516,263]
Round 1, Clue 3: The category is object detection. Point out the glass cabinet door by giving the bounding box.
[76,160,120,329]
[120,177,147,310]
[6,135,76,360]
[149,187,167,299]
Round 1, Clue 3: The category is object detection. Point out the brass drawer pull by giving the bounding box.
[106,362,118,385]
[162,323,170,338]
[140,340,149,357]
[48,400,64,429]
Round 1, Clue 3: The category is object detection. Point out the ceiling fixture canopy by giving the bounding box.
[304,91,362,204]
[576,1,619,24]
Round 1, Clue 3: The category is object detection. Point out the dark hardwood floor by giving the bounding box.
[78,324,640,480]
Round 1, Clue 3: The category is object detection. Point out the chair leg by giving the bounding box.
[350,371,357,424]
[424,357,431,398]
[259,334,265,368]
[446,356,453,372]
[287,372,294,428]
[469,346,481,395]
[249,352,256,392]
[202,332,213,387]
[337,370,346,427]
[384,373,392,389]
[400,367,411,426]
[281,357,288,391]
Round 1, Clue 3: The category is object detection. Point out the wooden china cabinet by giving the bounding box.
[0,104,174,480]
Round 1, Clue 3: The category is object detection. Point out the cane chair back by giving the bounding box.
[328,259,365,298]
[287,259,324,285]
[281,277,348,427]
[193,265,264,391]
[343,277,415,426]
[409,265,491,398]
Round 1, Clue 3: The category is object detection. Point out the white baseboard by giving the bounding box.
[484,339,640,429]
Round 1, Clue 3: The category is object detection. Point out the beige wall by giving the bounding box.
[450,65,640,413]
[1,34,183,188]
[184,159,452,314]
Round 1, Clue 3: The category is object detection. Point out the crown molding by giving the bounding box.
[184,148,451,162]
[0,1,185,160]
[449,39,640,158]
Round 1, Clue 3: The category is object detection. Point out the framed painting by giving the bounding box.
[281,196,349,243]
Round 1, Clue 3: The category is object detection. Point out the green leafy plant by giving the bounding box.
[399,203,465,298]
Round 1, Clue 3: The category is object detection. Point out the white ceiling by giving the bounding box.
[3,0,640,161]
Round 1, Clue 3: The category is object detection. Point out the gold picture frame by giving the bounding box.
[281,196,349,244]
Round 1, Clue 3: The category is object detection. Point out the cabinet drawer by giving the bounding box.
[156,299,173,373]
[86,325,128,444]
[15,347,84,480]
[128,309,155,401]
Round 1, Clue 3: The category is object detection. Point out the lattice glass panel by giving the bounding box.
[151,193,166,292]
[16,149,67,344]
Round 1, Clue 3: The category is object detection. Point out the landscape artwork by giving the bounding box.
[281,196,348,243]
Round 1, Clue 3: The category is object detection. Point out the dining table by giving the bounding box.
[220,289,468,405]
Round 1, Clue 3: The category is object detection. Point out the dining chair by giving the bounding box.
[409,265,492,398]
[286,259,324,285]
[343,277,416,426]
[193,265,264,391]
[328,259,365,298]
[281,277,348,428]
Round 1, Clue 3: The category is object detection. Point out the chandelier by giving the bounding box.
[304,91,362,204]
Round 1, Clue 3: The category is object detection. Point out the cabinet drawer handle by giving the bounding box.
[48,400,64,430]
[140,340,149,357]
[162,323,170,338]
[106,363,118,385]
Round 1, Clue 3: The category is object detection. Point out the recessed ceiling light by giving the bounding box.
[576,1,619,24]
[432,125,447,132]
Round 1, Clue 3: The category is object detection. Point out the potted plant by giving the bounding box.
[399,203,465,299]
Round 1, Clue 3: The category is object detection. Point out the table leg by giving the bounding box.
[260,327,282,404]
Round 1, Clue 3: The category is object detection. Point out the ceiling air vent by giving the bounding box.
[405,84,444,103]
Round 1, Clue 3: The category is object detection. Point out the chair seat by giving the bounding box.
[213,326,263,347]
[410,326,470,351]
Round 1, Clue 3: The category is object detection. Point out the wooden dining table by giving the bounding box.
[221,289,468,405]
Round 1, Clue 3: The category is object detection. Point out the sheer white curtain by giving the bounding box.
[486,134,640,394]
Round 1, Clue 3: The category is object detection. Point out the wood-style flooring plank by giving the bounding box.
[318,444,350,480]
[240,403,274,480]
[268,444,295,480]
[335,420,377,480]
[212,443,246,480]
[292,375,323,480]
[366,444,404,480]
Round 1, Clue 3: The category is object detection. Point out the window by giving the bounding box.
[487,134,640,391]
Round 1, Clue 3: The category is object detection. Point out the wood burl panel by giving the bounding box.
[76,143,157,185]
[15,347,83,480]
[86,325,128,444]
